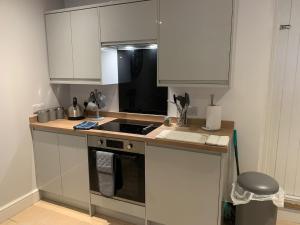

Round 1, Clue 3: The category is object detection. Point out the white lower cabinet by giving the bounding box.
[145,145,221,225]
[33,131,62,195]
[59,134,89,203]
[33,130,225,223]
[33,130,89,204]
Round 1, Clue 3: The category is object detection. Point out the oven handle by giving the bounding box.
[92,149,139,160]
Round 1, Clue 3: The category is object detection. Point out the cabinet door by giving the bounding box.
[71,8,101,80]
[33,131,62,196]
[146,145,221,225]
[99,0,157,43]
[59,134,89,203]
[45,12,73,79]
[158,0,232,86]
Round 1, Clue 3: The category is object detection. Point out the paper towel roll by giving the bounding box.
[206,106,222,130]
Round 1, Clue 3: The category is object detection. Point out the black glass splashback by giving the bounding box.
[118,49,168,115]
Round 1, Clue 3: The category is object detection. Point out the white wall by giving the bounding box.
[169,0,275,172]
[0,0,66,209]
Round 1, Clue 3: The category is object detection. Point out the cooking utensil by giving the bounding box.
[173,94,182,113]
[84,102,88,110]
[173,94,177,104]
[86,102,98,111]
[177,95,186,109]
[67,97,84,120]
[210,94,215,106]
[185,93,190,106]
[172,93,190,127]
[97,91,106,109]
[89,92,96,103]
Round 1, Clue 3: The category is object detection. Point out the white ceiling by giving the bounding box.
[64,0,113,7]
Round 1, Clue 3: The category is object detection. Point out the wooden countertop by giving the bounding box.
[29,112,234,154]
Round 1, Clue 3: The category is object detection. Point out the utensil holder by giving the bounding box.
[177,111,188,127]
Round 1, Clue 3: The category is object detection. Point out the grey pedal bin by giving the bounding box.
[235,172,280,225]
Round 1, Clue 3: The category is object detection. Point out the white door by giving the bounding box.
[33,131,62,196]
[45,12,73,79]
[59,134,89,203]
[99,0,157,43]
[276,0,300,197]
[71,8,101,80]
[265,0,300,199]
[145,145,221,225]
[158,0,232,86]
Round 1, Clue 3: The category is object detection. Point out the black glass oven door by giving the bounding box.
[115,153,145,204]
[88,147,145,204]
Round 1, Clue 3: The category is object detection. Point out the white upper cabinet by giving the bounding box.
[99,0,157,43]
[45,0,232,85]
[45,12,73,79]
[158,0,233,86]
[45,8,118,84]
[71,8,101,80]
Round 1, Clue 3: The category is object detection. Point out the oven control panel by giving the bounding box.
[88,135,145,154]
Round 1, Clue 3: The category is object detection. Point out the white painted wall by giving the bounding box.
[0,0,66,209]
[169,0,275,172]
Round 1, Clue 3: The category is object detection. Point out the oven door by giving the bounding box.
[88,147,145,204]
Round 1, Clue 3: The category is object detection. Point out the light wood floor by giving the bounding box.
[0,201,299,225]
[278,221,300,225]
[1,201,133,225]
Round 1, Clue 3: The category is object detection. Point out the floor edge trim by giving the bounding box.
[0,189,40,223]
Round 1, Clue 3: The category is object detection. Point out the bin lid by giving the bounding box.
[237,172,279,195]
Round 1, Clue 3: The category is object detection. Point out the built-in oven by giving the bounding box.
[88,135,145,205]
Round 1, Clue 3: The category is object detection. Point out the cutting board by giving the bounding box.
[156,130,208,144]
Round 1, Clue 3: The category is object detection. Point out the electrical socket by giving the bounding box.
[32,103,45,113]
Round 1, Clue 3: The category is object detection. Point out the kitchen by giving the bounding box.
[0,0,299,225]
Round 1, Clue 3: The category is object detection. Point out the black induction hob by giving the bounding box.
[93,119,162,135]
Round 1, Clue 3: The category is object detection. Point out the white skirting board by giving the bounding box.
[0,189,40,223]
[285,194,300,203]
